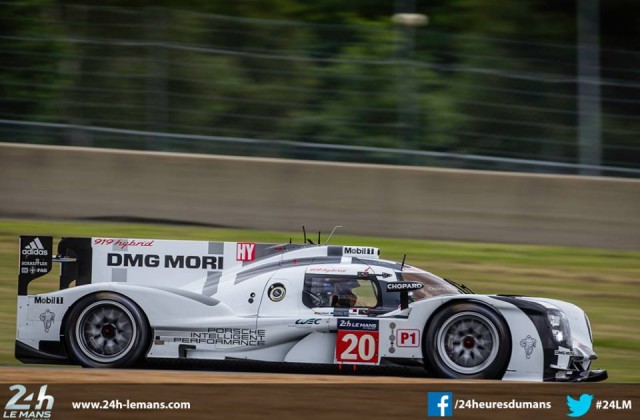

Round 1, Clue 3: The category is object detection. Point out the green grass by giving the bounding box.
[1,218,639,381]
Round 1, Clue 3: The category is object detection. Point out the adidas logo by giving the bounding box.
[22,237,49,256]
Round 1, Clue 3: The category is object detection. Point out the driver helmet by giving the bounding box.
[331,280,359,307]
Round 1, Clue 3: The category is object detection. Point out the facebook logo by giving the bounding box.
[428,392,453,417]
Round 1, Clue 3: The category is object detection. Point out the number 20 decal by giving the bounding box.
[340,333,376,361]
[336,331,379,364]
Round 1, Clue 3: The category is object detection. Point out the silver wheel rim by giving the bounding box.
[436,311,500,375]
[76,301,137,363]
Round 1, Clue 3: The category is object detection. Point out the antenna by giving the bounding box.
[302,225,315,244]
[325,226,343,244]
[400,254,407,270]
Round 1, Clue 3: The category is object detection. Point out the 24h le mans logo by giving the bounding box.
[4,384,54,419]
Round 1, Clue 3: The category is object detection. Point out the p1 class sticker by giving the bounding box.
[268,283,286,302]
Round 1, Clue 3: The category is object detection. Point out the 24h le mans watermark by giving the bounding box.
[427,391,633,417]
[3,384,191,419]
[428,392,551,417]
[4,385,53,419]
[70,399,191,410]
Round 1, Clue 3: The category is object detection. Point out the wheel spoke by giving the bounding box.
[77,301,137,364]
[437,311,501,375]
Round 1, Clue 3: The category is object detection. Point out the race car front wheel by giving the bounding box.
[65,292,149,368]
[425,302,511,380]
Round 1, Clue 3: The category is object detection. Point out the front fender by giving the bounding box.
[407,295,545,381]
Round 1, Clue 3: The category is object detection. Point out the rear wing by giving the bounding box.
[18,236,277,295]
[18,236,55,295]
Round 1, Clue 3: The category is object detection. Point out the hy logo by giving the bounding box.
[427,392,452,417]
[566,394,593,417]
[22,238,48,256]
[236,242,256,262]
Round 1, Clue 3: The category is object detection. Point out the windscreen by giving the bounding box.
[401,272,461,301]
[303,276,379,308]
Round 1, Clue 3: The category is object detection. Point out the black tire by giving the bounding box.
[65,292,149,368]
[424,302,511,380]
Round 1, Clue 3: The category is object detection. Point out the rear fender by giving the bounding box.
[18,283,237,353]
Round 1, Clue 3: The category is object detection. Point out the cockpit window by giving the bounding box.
[400,272,461,302]
[303,276,379,308]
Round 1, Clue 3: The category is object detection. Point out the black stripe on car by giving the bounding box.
[490,296,557,381]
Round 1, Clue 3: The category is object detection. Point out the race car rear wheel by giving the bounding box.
[65,293,149,368]
[425,302,511,379]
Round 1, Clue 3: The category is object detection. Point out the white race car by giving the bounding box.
[16,235,607,382]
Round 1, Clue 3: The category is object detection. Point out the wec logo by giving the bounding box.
[295,318,321,325]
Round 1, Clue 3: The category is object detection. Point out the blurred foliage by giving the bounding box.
[0,1,68,122]
[1,0,639,171]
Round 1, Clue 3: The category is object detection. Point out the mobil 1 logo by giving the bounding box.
[19,236,53,283]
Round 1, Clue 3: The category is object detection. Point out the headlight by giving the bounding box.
[585,313,593,343]
[547,308,572,347]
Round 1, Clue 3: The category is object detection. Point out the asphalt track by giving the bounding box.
[0,366,475,383]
